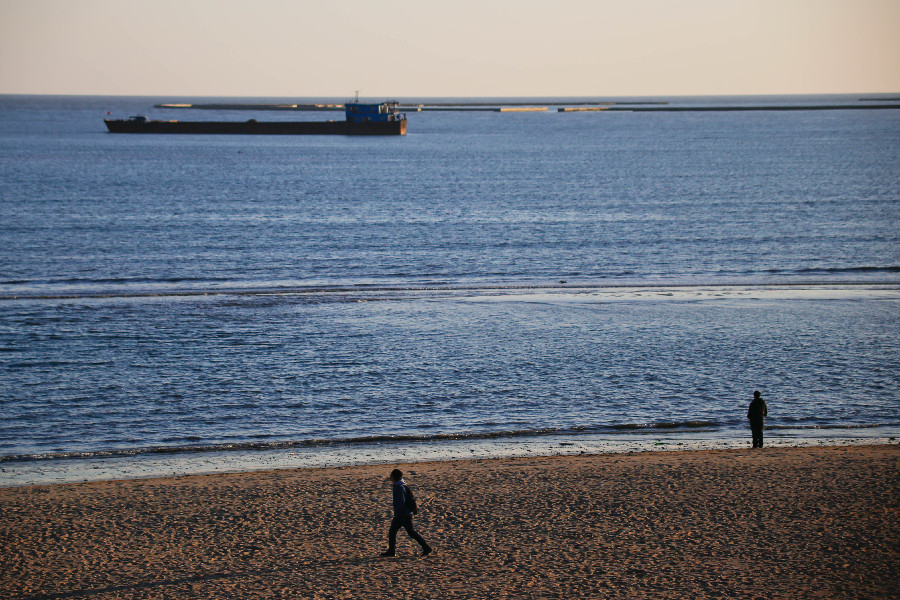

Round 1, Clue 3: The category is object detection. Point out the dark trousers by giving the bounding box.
[751,422,764,448]
[388,514,428,552]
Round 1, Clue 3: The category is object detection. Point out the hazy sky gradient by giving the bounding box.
[1,0,898,97]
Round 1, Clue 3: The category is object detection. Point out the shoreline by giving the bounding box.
[2,430,896,488]
[2,444,897,599]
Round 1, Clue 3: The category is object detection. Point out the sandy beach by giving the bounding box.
[1,444,898,599]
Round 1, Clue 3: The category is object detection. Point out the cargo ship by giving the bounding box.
[104,102,406,135]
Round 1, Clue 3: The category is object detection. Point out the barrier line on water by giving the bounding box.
[1,281,898,302]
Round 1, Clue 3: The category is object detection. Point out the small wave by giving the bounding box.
[767,423,890,431]
[765,266,900,275]
[2,420,893,464]
[0,421,729,464]
[609,420,719,431]
[59,275,235,286]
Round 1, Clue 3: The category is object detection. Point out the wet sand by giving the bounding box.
[1,444,898,599]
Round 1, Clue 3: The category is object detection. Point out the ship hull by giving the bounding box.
[104,119,406,135]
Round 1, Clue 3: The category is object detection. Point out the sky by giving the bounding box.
[1,0,898,98]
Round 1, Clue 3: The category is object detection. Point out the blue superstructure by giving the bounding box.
[345,101,406,123]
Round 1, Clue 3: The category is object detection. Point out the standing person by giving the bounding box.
[747,390,768,448]
[381,468,432,557]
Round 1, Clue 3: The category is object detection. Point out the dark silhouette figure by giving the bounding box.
[747,390,768,448]
[381,468,432,557]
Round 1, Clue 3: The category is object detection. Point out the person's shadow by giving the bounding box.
[19,555,388,600]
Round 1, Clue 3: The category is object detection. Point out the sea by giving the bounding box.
[1,94,898,486]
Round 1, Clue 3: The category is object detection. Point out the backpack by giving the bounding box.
[403,484,419,515]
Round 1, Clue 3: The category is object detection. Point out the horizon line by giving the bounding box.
[2,91,900,100]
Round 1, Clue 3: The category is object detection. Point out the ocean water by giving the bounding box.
[1,94,898,484]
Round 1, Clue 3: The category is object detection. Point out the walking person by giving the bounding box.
[381,468,432,557]
[747,390,768,448]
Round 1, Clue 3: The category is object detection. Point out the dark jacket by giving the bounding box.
[392,480,411,517]
[747,397,768,424]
